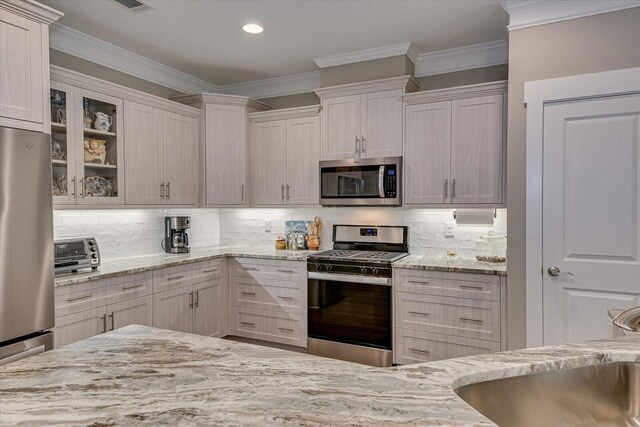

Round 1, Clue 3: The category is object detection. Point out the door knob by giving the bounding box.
[548,266,574,277]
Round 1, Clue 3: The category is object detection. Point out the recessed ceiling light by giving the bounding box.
[242,23,264,34]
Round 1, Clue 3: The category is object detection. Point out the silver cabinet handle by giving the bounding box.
[241,291,256,296]
[244,267,259,272]
[278,327,294,332]
[189,291,194,308]
[459,317,484,323]
[166,182,170,200]
[100,314,107,333]
[67,294,92,302]
[122,284,143,291]
[161,182,165,199]
[409,347,431,354]
[240,321,255,327]
[444,179,448,199]
[281,184,285,201]
[167,275,184,281]
[451,178,456,200]
[80,177,84,198]
[362,136,366,155]
[408,311,430,316]
[277,296,294,301]
[194,290,199,308]
[109,312,114,331]
[71,176,76,197]
[407,280,429,285]
[286,184,290,200]
[277,269,294,273]
[241,184,245,204]
[460,285,484,291]
[548,266,574,277]
[203,268,219,274]
[355,136,359,154]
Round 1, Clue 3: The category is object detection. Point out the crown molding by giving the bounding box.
[220,71,321,99]
[403,80,508,105]
[314,42,418,68]
[502,0,640,31]
[248,105,321,122]
[171,93,271,111]
[314,75,418,98]
[0,0,63,25]
[49,23,220,94]
[414,40,508,78]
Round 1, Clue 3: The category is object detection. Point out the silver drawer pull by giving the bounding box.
[278,327,294,332]
[244,267,259,271]
[67,294,92,302]
[407,280,429,285]
[460,285,484,291]
[203,268,219,273]
[167,275,185,281]
[408,347,430,354]
[408,311,430,316]
[277,269,294,273]
[460,317,484,323]
[241,292,257,296]
[122,284,143,291]
[240,321,255,327]
[277,296,294,301]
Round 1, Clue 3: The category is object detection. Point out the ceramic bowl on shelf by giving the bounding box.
[84,176,112,197]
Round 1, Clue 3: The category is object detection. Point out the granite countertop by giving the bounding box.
[1,325,639,426]
[54,246,315,287]
[393,254,507,276]
[55,247,507,287]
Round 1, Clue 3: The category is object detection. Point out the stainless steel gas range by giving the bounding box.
[307,225,408,367]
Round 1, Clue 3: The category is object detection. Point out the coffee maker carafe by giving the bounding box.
[164,216,190,254]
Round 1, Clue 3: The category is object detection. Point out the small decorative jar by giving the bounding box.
[275,236,286,250]
[306,235,320,251]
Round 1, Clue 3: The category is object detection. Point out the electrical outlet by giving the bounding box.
[444,222,455,237]
[264,219,271,232]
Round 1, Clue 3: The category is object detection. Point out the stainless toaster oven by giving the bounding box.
[54,238,100,275]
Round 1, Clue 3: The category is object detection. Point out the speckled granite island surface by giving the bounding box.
[393,254,507,276]
[1,325,639,426]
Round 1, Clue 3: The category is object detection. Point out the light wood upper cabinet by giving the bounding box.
[162,111,198,205]
[0,2,61,132]
[124,101,163,204]
[450,95,504,204]
[315,76,417,160]
[249,106,321,206]
[404,101,451,204]
[403,81,507,206]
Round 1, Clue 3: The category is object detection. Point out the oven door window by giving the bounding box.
[321,165,381,198]
[308,278,391,350]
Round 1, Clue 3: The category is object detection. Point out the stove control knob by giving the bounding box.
[360,267,368,274]
[372,268,379,276]
[327,264,333,271]
[315,264,323,271]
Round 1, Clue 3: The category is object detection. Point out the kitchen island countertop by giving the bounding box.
[1,325,639,426]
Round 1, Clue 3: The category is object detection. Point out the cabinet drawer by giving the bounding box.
[154,259,226,293]
[231,306,306,348]
[394,328,500,365]
[102,272,152,305]
[231,258,304,285]
[395,269,500,301]
[395,292,501,342]
[233,281,305,314]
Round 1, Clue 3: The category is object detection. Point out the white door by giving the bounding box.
[250,120,287,205]
[321,94,361,160]
[450,95,504,204]
[124,101,163,204]
[543,93,640,345]
[106,295,154,332]
[404,101,452,204]
[361,89,403,158]
[286,115,320,205]
[162,111,198,205]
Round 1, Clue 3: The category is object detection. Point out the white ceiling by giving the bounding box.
[41,0,508,86]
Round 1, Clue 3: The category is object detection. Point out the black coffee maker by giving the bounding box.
[164,216,190,254]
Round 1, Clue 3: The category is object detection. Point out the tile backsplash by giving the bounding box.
[53,209,220,260]
[219,208,507,259]
[53,207,506,260]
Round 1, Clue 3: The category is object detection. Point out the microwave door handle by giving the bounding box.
[378,166,385,198]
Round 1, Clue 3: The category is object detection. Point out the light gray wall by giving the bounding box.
[506,6,640,350]
[50,49,184,99]
[416,64,508,91]
[258,92,320,109]
[320,55,413,87]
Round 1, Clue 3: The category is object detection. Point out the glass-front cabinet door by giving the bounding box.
[74,88,124,205]
[50,82,77,205]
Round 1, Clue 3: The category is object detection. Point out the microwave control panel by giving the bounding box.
[384,166,397,198]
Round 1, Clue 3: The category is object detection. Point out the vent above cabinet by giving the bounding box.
[112,0,154,13]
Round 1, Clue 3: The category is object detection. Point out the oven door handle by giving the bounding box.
[378,165,385,198]
[308,271,391,286]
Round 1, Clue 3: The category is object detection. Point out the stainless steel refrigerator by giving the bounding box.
[0,126,54,365]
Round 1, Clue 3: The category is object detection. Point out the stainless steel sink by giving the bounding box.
[455,362,640,426]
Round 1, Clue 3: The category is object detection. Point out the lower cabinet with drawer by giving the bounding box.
[393,268,506,365]
[229,257,307,347]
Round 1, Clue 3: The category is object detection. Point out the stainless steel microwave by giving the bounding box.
[319,157,401,206]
